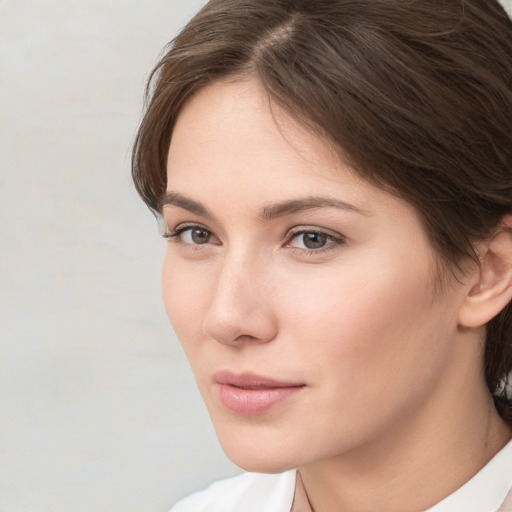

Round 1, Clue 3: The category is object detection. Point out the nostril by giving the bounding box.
[233,334,260,343]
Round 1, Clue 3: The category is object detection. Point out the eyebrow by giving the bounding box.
[162,192,213,218]
[260,196,371,219]
[162,191,370,220]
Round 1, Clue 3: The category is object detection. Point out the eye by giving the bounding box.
[181,227,212,244]
[287,228,344,252]
[165,224,219,245]
[295,232,329,250]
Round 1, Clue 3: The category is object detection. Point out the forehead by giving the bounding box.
[167,77,372,207]
[169,78,317,165]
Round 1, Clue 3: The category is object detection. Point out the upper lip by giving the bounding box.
[214,371,304,389]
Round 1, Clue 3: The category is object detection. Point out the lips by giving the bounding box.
[214,371,305,416]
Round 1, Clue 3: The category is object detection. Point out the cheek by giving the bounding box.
[161,254,210,351]
[277,258,444,390]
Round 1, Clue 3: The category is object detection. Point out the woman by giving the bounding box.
[132,0,512,510]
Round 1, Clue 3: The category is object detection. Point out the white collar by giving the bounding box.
[290,439,512,512]
[425,439,512,512]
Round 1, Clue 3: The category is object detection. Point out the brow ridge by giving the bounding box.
[163,191,369,220]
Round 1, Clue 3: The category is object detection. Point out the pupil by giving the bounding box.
[191,229,209,244]
[303,232,327,249]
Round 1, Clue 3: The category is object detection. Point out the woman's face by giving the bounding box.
[162,77,471,472]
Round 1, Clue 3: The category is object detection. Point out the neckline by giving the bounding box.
[289,438,512,512]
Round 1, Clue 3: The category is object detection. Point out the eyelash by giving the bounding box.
[163,223,218,245]
[163,224,346,256]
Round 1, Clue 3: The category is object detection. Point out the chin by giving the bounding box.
[214,422,306,474]
[224,446,298,474]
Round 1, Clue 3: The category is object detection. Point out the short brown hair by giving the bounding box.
[132,0,512,423]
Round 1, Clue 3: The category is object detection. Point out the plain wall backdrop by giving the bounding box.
[1,1,511,511]
[0,2,241,511]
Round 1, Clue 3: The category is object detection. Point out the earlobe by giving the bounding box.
[458,216,512,328]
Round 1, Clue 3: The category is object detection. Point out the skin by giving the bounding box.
[162,77,511,512]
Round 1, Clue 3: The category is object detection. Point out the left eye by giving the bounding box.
[288,231,337,250]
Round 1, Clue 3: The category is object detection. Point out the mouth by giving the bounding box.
[213,371,306,416]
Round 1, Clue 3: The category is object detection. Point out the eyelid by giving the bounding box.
[286,225,345,241]
[163,221,208,238]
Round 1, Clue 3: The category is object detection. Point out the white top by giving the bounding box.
[170,439,512,512]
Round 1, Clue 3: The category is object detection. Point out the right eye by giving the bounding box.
[165,225,219,245]
[180,227,213,245]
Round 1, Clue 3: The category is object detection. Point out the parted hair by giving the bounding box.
[132,0,512,424]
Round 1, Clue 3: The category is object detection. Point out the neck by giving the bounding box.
[298,337,511,512]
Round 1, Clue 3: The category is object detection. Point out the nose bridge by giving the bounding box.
[203,246,277,345]
[214,251,252,310]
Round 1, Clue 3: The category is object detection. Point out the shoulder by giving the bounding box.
[169,470,297,512]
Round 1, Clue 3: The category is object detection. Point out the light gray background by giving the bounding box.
[1,1,511,511]
[0,2,240,511]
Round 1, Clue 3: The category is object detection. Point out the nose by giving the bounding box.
[202,254,278,346]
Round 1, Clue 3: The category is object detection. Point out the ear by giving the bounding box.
[458,216,512,328]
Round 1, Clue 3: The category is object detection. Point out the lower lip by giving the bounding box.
[217,384,304,416]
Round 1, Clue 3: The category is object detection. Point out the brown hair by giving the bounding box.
[132,0,512,423]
